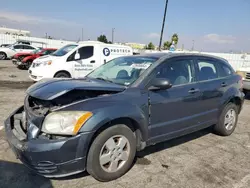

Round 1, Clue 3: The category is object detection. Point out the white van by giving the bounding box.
[28,41,133,81]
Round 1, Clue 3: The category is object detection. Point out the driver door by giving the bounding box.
[148,57,202,144]
[72,46,98,78]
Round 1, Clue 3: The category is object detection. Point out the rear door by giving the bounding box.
[195,57,227,124]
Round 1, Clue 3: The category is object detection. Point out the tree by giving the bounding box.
[163,41,172,50]
[171,33,179,46]
[97,35,111,43]
[146,42,155,50]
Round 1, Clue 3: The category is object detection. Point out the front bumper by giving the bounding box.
[243,80,250,91]
[4,106,93,178]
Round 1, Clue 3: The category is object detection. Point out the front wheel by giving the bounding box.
[54,72,70,78]
[214,103,239,136]
[87,124,136,182]
[25,60,33,70]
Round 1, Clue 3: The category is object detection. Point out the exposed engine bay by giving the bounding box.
[27,89,121,116]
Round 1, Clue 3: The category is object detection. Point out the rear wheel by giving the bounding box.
[214,103,239,136]
[87,124,136,182]
[0,52,7,60]
[54,72,70,78]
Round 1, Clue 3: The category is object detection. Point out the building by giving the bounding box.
[124,42,146,50]
[0,26,31,36]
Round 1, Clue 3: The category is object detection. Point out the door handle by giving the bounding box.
[221,82,227,87]
[188,88,200,94]
[90,60,95,63]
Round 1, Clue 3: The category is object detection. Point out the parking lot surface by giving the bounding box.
[0,60,250,188]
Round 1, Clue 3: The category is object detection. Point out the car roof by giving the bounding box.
[132,52,228,62]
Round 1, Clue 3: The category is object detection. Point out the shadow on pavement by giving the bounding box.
[137,127,213,158]
[0,160,53,188]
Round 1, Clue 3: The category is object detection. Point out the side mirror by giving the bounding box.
[148,78,172,91]
[74,52,80,60]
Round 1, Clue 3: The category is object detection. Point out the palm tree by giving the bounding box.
[171,33,179,46]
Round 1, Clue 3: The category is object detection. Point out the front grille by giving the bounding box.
[246,73,250,80]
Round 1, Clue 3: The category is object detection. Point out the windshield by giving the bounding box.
[32,49,42,54]
[51,44,78,57]
[87,56,158,86]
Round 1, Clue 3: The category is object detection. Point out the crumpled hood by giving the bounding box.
[26,78,126,100]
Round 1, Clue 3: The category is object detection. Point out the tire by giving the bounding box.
[87,124,136,182]
[25,60,33,70]
[0,52,7,60]
[214,103,239,136]
[54,72,70,78]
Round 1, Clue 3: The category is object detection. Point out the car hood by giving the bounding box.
[26,78,126,100]
[33,55,57,63]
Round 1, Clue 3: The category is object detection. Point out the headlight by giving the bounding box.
[42,111,93,135]
[42,60,52,66]
[36,60,52,67]
[236,71,246,80]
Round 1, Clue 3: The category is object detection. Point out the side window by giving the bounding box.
[42,50,51,55]
[197,59,218,81]
[23,45,35,50]
[13,45,23,49]
[155,59,194,86]
[78,46,94,60]
[218,63,233,77]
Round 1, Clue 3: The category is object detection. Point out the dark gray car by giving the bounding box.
[5,53,244,181]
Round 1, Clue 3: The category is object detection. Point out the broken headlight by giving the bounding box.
[42,111,93,135]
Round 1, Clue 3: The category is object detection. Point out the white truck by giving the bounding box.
[28,41,133,81]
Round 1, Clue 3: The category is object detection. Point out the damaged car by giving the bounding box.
[5,53,244,182]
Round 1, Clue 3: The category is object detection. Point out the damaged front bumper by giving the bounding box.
[4,106,93,178]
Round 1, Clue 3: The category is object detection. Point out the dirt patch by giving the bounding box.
[0,80,33,89]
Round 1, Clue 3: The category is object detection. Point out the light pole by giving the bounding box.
[191,40,195,51]
[159,0,169,51]
[112,28,115,43]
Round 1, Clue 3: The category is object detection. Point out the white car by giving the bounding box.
[28,41,133,81]
[0,44,38,60]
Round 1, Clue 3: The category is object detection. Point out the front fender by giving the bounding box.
[79,104,149,141]
[22,56,33,63]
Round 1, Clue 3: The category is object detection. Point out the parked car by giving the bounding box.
[5,53,244,182]
[15,48,57,69]
[28,41,133,81]
[0,44,38,60]
[12,51,35,65]
[236,68,250,94]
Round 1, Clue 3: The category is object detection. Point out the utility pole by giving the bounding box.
[112,28,115,43]
[45,33,47,39]
[159,0,169,51]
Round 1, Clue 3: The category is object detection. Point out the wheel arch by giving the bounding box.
[54,70,71,78]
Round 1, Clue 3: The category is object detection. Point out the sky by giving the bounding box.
[0,0,249,52]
